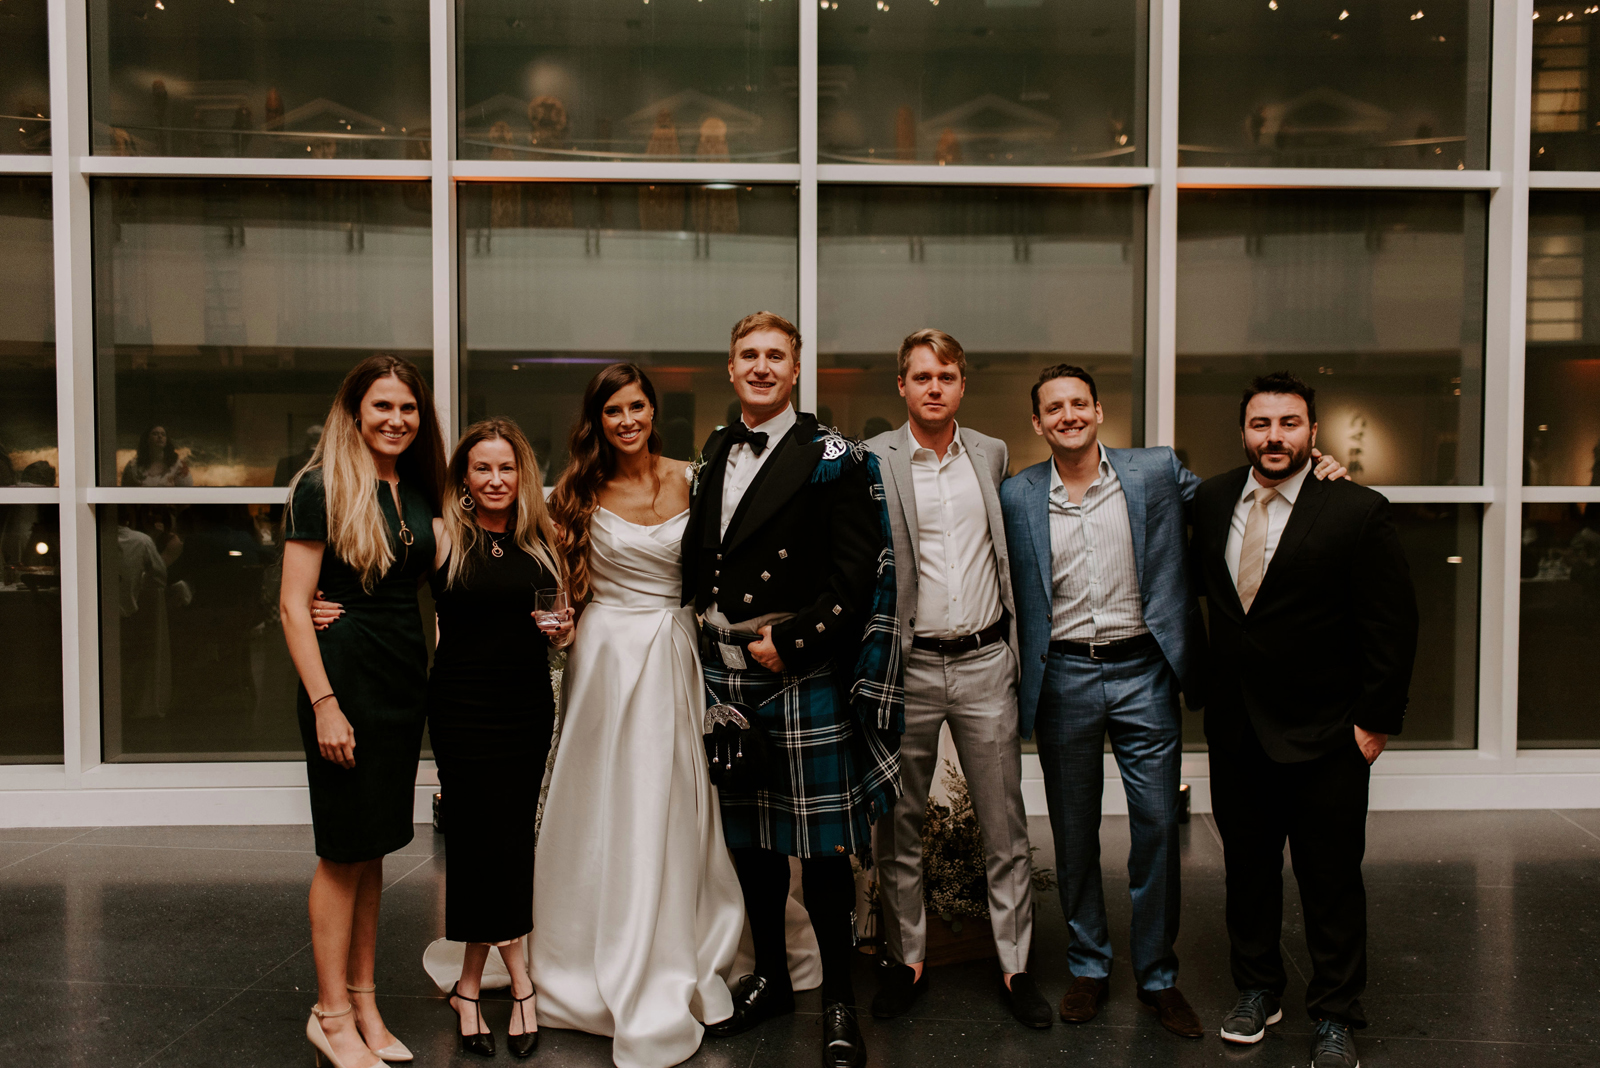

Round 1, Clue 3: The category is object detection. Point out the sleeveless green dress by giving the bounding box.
[286,468,434,862]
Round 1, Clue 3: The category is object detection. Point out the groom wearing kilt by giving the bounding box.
[684,312,903,1068]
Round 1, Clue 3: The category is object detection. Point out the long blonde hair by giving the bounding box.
[288,354,446,591]
[442,419,565,590]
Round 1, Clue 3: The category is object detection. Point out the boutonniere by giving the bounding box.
[686,454,708,496]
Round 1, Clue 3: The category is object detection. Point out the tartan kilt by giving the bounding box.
[701,623,900,860]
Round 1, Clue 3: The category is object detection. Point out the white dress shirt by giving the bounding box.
[707,405,798,633]
[909,426,1003,638]
[1048,446,1148,643]
[1225,461,1313,588]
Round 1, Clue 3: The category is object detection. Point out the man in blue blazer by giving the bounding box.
[1000,364,1341,1038]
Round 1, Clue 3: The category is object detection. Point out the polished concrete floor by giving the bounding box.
[1,810,1597,1067]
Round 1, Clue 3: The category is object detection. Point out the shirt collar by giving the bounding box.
[742,405,797,443]
[1242,459,1312,504]
[1049,444,1112,497]
[909,422,964,462]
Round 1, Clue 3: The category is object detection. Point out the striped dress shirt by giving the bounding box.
[1048,446,1149,643]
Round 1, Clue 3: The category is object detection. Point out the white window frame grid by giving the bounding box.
[2,0,1594,825]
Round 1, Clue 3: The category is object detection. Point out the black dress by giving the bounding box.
[428,530,558,943]
[287,469,434,863]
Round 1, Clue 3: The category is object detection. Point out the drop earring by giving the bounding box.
[460,483,475,511]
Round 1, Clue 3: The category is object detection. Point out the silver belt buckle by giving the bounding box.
[1089,640,1107,661]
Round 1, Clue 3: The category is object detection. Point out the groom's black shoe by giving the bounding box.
[821,1002,867,1068]
[870,959,928,1018]
[705,974,795,1038]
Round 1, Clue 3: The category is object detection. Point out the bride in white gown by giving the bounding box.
[536,364,744,1068]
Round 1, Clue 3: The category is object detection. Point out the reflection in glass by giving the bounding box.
[1180,0,1490,169]
[1176,191,1486,485]
[0,504,62,763]
[0,178,56,486]
[1389,504,1479,748]
[818,0,1142,166]
[92,179,432,487]
[0,0,50,155]
[89,0,430,159]
[818,186,1144,470]
[458,0,798,162]
[1531,4,1600,169]
[459,182,798,477]
[1526,193,1600,486]
[1520,503,1600,746]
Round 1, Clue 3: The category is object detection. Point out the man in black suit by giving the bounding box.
[683,312,903,1068]
[1190,372,1418,1068]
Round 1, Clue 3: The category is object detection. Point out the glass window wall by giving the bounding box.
[818,0,1143,167]
[1,177,55,486]
[1180,0,1491,169]
[458,0,799,163]
[1526,193,1600,486]
[1531,3,1600,170]
[0,504,62,763]
[818,185,1144,469]
[89,0,430,159]
[0,0,50,156]
[1175,190,1486,486]
[91,179,432,488]
[1519,502,1600,747]
[459,181,798,475]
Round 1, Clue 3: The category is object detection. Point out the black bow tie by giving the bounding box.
[726,422,770,456]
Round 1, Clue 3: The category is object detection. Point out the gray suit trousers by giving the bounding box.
[872,641,1034,973]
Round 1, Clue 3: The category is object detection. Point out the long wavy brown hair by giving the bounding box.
[287,354,446,591]
[548,364,663,603]
[441,419,564,591]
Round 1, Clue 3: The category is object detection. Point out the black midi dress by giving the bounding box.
[287,468,435,863]
[428,531,557,944]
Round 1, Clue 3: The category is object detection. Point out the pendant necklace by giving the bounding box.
[487,529,506,558]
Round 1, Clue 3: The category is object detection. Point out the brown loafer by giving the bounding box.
[1137,986,1203,1039]
[1058,975,1109,1023]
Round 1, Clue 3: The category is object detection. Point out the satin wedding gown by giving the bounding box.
[530,507,744,1068]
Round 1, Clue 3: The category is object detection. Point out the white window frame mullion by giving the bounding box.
[798,0,818,413]
[1478,0,1536,764]
[431,0,458,441]
[1145,0,1180,447]
[47,0,96,779]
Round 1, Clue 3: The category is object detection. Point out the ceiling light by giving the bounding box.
[1339,8,1349,17]
[34,542,48,556]
[1410,9,1424,18]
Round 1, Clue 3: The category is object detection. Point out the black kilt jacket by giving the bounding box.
[682,411,904,858]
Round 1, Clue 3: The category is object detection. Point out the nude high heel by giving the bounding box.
[306,1004,383,1068]
[346,985,413,1063]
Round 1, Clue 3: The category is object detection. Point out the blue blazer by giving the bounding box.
[1000,447,1206,740]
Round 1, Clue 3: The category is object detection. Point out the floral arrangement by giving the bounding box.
[923,761,1056,933]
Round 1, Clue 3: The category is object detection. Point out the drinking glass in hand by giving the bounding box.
[534,589,569,634]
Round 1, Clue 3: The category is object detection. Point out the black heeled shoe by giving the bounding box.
[448,983,495,1058]
[508,988,538,1058]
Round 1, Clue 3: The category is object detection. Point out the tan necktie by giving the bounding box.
[1235,487,1278,613]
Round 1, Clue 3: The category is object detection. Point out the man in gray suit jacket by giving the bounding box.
[865,330,1052,1029]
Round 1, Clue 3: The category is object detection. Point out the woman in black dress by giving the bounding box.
[322,418,573,1057]
[428,418,572,1058]
[281,355,446,1068]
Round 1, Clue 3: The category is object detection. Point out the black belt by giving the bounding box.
[1049,632,1157,662]
[911,615,1009,657]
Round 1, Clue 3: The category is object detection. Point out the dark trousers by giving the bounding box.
[1034,646,1183,992]
[733,846,858,1006]
[1208,715,1371,1027]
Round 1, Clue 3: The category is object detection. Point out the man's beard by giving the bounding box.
[1246,440,1311,481]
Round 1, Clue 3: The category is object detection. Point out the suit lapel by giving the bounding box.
[693,427,735,551]
[1255,466,1331,602]
[1105,448,1146,588]
[960,429,1008,575]
[887,424,920,572]
[1029,463,1053,608]
[1208,467,1250,620]
[724,422,824,553]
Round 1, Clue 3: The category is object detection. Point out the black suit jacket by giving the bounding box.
[1191,465,1419,763]
[681,411,885,677]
